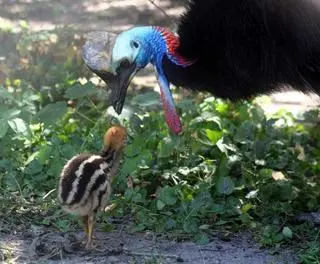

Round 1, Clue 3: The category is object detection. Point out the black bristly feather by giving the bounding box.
[163,0,320,100]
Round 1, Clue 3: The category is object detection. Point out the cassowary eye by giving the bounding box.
[120,59,130,68]
[131,40,139,49]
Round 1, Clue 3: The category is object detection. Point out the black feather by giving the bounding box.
[163,0,320,100]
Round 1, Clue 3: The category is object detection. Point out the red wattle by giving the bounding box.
[154,26,196,67]
[160,92,182,135]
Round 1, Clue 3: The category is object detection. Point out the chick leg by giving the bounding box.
[82,215,89,235]
[85,214,95,250]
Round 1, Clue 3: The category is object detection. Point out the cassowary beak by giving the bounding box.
[111,60,139,114]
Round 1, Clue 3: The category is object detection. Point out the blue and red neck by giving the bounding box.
[144,26,195,134]
[126,26,195,134]
[150,26,196,68]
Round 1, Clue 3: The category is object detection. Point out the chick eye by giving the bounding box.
[131,40,139,49]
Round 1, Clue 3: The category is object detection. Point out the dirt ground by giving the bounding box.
[0,224,298,264]
[0,1,319,263]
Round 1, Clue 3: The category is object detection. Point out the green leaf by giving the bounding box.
[234,120,257,142]
[4,172,19,191]
[121,156,140,175]
[178,167,190,176]
[199,224,211,230]
[0,121,9,138]
[189,111,221,129]
[245,190,259,199]
[157,199,166,210]
[215,220,229,226]
[251,105,266,123]
[37,145,53,164]
[64,82,99,99]
[259,168,273,179]
[36,101,68,126]
[24,151,39,166]
[201,112,222,128]
[282,227,293,239]
[157,137,175,158]
[215,101,229,114]
[165,218,176,230]
[24,160,43,175]
[132,192,143,203]
[47,159,63,176]
[0,109,21,120]
[8,118,29,136]
[125,144,141,157]
[177,99,196,111]
[131,91,160,108]
[217,176,235,195]
[129,114,143,133]
[60,144,77,160]
[191,192,213,213]
[196,233,210,245]
[159,186,177,205]
[217,156,229,178]
[183,220,198,233]
[206,129,223,145]
[241,203,253,213]
[0,86,15,101]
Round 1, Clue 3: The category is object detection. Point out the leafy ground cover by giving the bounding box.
[0,24,319,263]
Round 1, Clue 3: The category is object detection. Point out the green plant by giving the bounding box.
[0,26,319,255]
[299,230,320,264]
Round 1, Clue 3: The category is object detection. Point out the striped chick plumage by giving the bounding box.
[57,125,127,250]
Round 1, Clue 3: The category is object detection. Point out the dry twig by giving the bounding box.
[147,0,177,27]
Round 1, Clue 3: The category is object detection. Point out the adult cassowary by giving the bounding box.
[82,0,320,134]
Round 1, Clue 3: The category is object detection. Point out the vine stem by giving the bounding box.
[147,0,177,27]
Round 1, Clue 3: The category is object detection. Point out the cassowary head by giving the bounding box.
[111,27,154,75]
[83,26,194,134]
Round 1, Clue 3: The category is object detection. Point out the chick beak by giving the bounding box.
[111,61,139,115]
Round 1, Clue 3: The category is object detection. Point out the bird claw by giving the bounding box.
[84,241,104,252]
[84,241,94,251]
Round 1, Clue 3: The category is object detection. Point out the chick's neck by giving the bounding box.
[100,145,124,177]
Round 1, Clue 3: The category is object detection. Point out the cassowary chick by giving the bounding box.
[57,125,127,250]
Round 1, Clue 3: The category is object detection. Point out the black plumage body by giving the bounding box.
[163,0,320,100]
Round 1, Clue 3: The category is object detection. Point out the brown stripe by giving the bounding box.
[94,185,109,213]
[69,157,106,205]
[59,154,91,203]
[82,172,109,207]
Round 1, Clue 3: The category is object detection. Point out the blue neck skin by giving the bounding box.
[148,29,176,110]
[124,26,183,134]
[148,28,183,134]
